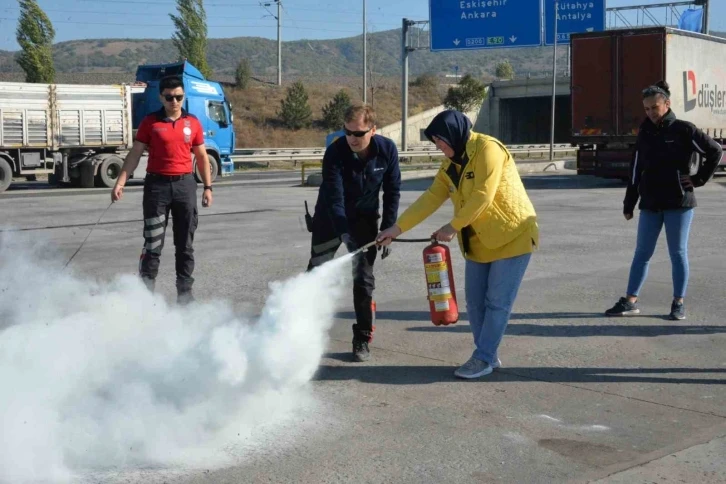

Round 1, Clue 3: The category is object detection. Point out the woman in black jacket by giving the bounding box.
[606,81,723,320]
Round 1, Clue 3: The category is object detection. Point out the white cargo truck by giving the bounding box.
[0,82,142,192]
[0,61,236,193]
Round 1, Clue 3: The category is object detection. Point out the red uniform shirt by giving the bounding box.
[135,109,205,176]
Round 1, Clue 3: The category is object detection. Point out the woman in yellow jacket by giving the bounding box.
[377,110,538,379]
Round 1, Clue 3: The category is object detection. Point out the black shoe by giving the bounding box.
[177,291,195,306]
[669,301,686,320]
[605,297,640,316]
[352,340,371,362]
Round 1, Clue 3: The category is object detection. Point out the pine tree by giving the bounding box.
[322,90,352,131]
[234,58,251,89]
[170,0,212,78]
[15,0,55,83]
[278,82,312,130]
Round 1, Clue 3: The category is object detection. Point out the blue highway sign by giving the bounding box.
[544,0,606,45]
[429,0,542,52]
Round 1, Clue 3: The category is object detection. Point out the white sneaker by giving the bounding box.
[492,358,502,369]
[454,357,494,379]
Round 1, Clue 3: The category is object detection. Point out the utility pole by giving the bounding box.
[549,0,558,161]
[277,0,282,86]
[399,18,428,151]
[363,0,367,103]
[401,18,411,151]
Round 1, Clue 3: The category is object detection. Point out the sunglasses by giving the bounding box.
[343,126,372,137]
[164,94,184,102]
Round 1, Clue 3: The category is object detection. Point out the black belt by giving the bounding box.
[145,172,193,181]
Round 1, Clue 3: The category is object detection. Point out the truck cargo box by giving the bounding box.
[0,82,133,151]
[571,27,726,143]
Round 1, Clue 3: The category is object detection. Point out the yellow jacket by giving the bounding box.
[396,132,539,263]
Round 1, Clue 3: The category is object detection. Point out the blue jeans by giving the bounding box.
[627,209,694,299]
[465,253,531,364]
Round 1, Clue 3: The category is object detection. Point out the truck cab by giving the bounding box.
[132,61,235,181]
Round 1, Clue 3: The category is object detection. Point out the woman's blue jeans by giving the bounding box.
[465,253,531,365]
[627,208,694,299]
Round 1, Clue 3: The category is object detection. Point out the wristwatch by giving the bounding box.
[203,185,213,191]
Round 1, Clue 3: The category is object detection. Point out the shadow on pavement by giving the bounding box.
[314,364,726,385]
[338,310,611,322]
[521,174,624,190]
[407,322,726,338]
[335,310,726,338]
[399,174,624,192]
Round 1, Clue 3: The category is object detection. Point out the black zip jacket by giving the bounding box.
[315,134,401,236]
[624,110,723,214]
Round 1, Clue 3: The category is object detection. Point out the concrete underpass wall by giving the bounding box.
[475,77,572,144]
[379,104,483,147]
[497,96,571,144]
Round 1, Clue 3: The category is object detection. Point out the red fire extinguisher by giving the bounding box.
[422,239,459,326]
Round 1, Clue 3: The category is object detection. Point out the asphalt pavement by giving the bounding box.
[1,170,725,484]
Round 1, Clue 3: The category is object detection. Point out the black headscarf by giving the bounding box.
[423,110,472,164]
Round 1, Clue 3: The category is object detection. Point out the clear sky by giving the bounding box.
[0,0,723,51]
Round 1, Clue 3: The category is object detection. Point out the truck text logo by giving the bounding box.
[684,70,726,114]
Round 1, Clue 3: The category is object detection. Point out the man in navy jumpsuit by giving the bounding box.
[307,103,401,362]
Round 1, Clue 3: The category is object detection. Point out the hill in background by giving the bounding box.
[2,28,723,147]
[0,27,587,83]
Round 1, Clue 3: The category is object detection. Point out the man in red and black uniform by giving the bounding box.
[111,75,214,304]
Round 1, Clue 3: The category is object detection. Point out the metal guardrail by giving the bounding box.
[234,144,573,155]
[231,144,576,165]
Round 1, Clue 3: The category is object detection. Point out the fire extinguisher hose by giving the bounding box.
[349,237,435,256]
[391,238,434,243]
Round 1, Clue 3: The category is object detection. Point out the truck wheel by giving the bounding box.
[96,155,124,188]
[0,157,12,193]
[194,154,219,183]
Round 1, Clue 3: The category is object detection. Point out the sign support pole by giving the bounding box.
[549,0,559,161]
[401,18,410,152]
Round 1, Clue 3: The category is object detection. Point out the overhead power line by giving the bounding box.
[0,16,373,34]
[0,7,398,26]
[74,0,415,16]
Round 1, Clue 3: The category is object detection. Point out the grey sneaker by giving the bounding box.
[605,297,640,316]
[669,301,686,320]
[454,357,494,379]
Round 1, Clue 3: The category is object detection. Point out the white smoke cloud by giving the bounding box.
[0,234,351,483]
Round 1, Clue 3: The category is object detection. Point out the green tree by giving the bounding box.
[495,60,515,80]
[234,58,251,89]
[15,0,55,83]
[443,74,487,112]
[278,82,312,130]
[169,0,212,78]
[322,90,352,131]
